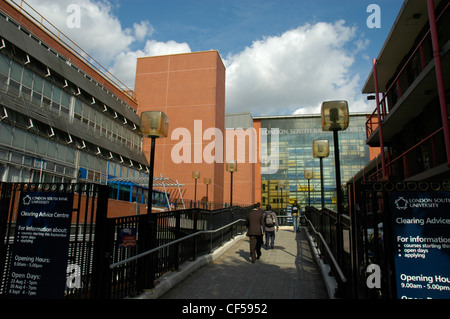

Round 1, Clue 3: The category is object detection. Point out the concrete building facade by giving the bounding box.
[362,0,449,182]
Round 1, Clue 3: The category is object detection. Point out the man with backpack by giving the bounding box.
[263,205,279,249]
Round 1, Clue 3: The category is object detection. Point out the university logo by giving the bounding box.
[394,197,408,210]
[22,195,32,206]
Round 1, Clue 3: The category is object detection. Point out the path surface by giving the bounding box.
[160,226,329,299]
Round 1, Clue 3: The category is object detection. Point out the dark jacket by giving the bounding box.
[246,208,264,236]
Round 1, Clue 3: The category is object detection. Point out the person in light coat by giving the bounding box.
[263,205,279,249]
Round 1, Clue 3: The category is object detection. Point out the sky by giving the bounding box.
[24,0,404,116]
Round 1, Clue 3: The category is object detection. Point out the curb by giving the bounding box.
[303,226,338,299]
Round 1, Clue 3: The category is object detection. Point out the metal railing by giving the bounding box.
[110,219,246,270]
[304,206,350,298]
[104,206,252,299]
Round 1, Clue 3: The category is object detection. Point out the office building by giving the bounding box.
[0,1,151,215]
[254,114,370,212]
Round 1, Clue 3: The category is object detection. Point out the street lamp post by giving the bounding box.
[192,171,200,207]
[312,139,329,209]
[321,100,349,264]
[278,181,286,214]
[139,111,169,215]
[226,161,238,207]
[139,110,168,289]
[304,169,313,207]
[204,177,211,203]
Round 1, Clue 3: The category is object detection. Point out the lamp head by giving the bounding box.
[140,111,169,138]
[313,139,330,158]
[321,100,349,131]
[226,161,238,172]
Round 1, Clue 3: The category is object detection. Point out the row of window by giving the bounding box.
[0,53,141,153]
[0,124,149,185]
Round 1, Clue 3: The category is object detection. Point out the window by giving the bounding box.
[0,54,10,76]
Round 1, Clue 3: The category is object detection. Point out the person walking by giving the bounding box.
[246,203,265,263]
[292,201,300,232]
[263,205,279,249]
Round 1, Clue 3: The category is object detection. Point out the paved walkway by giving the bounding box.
[157,226,329,299]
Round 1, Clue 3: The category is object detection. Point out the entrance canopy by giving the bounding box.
[107,175,185,210]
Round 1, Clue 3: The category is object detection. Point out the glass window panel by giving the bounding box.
[74,99,82,115]
[66,147,75,164]
[47,140,56,158]
[22,68,33,88]
[43,80,52,98]
[10,152,22,164]
[9,61,22,82]
[52,86,61,103]
[36,136,47,154]
[79,151,88,167]
[0,54,10,76]
[12,128,26,149]
[21,168,31,182]
[25,133,37,153]
[33,75,43,92]
[0,124,12,145]
[61,91,70,107]
[56,144,66,161]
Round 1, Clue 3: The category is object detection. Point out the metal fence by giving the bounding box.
[304,206,350,298]
[105,206,252,299]
[305,180,450,299]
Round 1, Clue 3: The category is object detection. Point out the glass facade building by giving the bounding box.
[256,114,370,212]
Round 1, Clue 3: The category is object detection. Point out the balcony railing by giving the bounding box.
[365,2,449,140]
[368,126,445,181]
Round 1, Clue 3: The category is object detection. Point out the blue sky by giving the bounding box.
[26,0,404,115]
[113,0,401,57]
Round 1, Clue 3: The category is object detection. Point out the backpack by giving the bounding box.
[265,213,275,227]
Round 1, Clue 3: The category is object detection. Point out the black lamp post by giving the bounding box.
[312,139,329,209]
[226,161,237,207]
[192,171,200,207]
[204,177,211,202]
[139,110,168,289]
[304,169,313,207]
[278,181,286,214]
[139,111,169,215]
[321,100,349,264]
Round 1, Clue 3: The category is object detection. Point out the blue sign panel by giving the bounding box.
[7,192,74,299]
[390,191,450,299]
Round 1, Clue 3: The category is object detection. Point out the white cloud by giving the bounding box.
[26,0,134,64]
[23,1,369,114]
[133,21,155,41]
[24,0,190,88]
[109,40,191,87]
[224,20,371,115]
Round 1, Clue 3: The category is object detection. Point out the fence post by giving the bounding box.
[192,210,198,260]
[90,184,111,299]
[174,212,181,270]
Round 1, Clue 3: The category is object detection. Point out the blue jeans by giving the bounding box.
[265,231,275,248]
[293,216,299,232]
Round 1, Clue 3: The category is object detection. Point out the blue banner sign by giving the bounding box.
[7,191,74,299]
[390,191,450,299]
